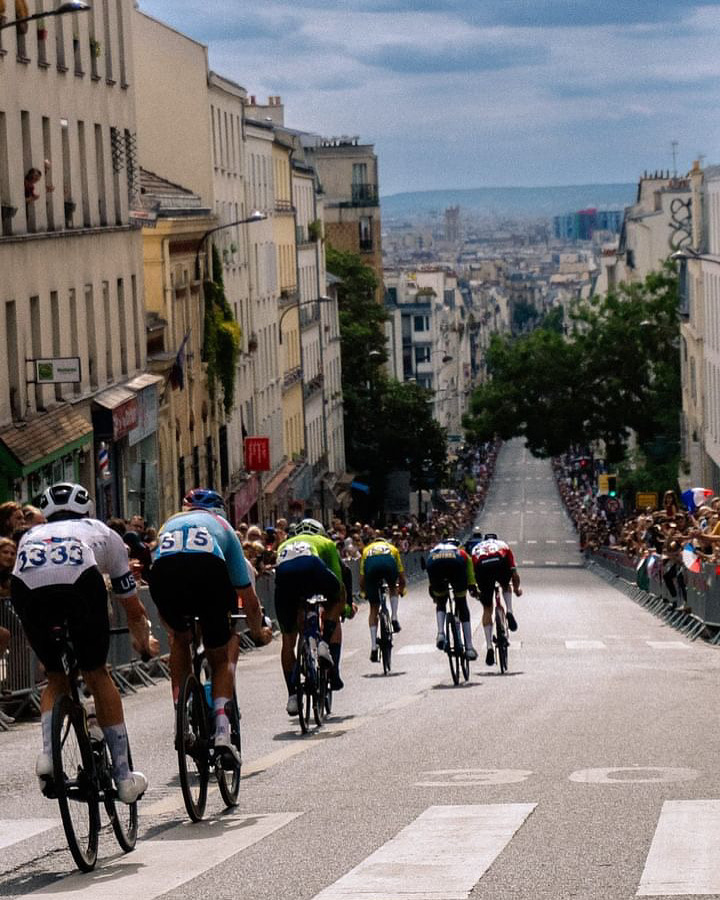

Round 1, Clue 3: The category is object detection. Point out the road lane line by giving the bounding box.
[646,641,690,650]
[637,800,720,895]
[312,804,536,900]
[565,640,606,650]
[398,644,437,655]
[0,819,58,850]
[29,811,301,898]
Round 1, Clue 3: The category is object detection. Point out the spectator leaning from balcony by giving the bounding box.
[0,502,24,539]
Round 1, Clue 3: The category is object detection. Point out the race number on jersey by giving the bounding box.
[14,537,96,588]
[156,526,214,556]
[278,541,314,563]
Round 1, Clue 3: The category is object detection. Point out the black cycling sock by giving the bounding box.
[322,618,338,644]
[283,667,295,693]
[329,642,341,673]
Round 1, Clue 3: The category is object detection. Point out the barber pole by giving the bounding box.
[98,443,111,480]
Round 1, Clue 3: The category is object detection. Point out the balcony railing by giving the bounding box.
[348,183,379,206]
[283,365,303,392]
[359,238,374,252]
[312,452,329,477]
[304,372,324,399]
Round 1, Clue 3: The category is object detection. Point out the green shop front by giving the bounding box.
[0,406,94,503]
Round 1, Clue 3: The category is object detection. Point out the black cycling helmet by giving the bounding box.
[483,532,498,540]
[182,488,225,512]
[445,538,461,547]
[39,482,93,521]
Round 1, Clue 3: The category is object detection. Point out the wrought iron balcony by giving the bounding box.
[350,183,379,206]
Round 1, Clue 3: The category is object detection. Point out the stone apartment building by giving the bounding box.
[0,0,149,514]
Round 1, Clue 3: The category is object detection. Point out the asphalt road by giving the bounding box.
[3,440,720,899]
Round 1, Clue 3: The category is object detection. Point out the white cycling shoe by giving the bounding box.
[317,640,333,666]
[116,772,148,804]
[36,752,53,785]
[213,733,241,769]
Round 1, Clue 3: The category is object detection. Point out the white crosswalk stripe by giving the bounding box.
[565,640,607,649]
[0,818,57,851]
[312,804,536,900]
[637,800,720,895]
[28,811,300,898]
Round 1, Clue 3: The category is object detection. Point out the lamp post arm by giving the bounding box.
[0,1,90,30]
[278,297,333,344]
[194,213,266,281]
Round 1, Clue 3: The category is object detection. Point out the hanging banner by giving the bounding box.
[244,437,270,472]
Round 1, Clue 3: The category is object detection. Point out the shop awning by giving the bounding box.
[0,406,93,476]
[263,460,296,496]
[93,385,136,410]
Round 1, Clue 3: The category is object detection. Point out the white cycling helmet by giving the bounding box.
[296,517,326,537]
[39,482,93,521]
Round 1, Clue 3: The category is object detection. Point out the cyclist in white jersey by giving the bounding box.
[10,483,158,803]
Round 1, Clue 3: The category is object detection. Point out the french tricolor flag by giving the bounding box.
[680,487,713,512]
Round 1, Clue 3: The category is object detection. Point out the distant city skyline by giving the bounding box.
[139,0,720,195]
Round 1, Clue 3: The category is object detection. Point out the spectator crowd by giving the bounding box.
[553,452,720,609]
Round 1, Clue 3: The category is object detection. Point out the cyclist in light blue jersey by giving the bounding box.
[148,489,272,766]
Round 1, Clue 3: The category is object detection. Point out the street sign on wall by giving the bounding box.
[30,357,81,384]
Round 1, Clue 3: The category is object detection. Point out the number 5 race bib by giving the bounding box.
[156,526,214,557]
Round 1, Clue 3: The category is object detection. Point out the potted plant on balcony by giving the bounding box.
[89,37,101,57]
[308,219,322,242]
[247,332,258,353]
[36,18,47,40]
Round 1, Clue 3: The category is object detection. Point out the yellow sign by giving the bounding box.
[636,492,658,511]
[598,474,609,494]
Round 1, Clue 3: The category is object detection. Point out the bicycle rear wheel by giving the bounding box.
[103,742,138,852]
[216,692,241,807]
[176,673,210,822]
[379,611,393,675]
[495,609,509,674]
[296,644,313,734]
[460,639,470,682]
[52,695,100,872]
[445,614,461,685]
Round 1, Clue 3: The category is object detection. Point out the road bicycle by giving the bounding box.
[176,616,242,822]
[295,594,332,735]
[493,585,510,674]
[445,584,470,685]
[376,579,393,675]
[47,624,138,872]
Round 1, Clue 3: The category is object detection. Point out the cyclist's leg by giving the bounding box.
[365,568,381,654]
[147,556,193,703]
[427,558,449,648]
[453,592,477,658]
[274,565,301,704]
[475,577,495,663]
[368,602,380,660]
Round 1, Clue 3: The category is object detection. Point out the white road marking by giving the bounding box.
[416,769,533,787]
[398,644,438,655]
[565,640,606,650]
[521,560,535,565]
[637,800,720,895]
[545,539,557,544]
[312,804,536,900]
[29,811,300,898]
[646,641,690,650]
[565,540,577,544]
[526,540,537,544]
[545,561,558,566]
[570,767,698,785]
[0,819,58,850]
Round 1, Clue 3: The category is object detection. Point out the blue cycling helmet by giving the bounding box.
[182,488,225,512]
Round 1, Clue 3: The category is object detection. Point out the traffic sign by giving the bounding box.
[636,492,658,511]
[606,497,620,513]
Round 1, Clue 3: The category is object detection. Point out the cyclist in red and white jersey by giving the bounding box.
[470,533,522,666]
[10,483,158,803]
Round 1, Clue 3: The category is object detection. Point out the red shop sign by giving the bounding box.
[112,398,139,440]
[244,437,270,472]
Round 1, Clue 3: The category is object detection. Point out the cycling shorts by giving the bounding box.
[363,555,399,605]
[474,557,512,607]
[426,554,468,602]
[148,552,236,649]
[10,567,110,672]
[274,555,341,635]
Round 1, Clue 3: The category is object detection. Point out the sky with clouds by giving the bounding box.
[137,0,720,195]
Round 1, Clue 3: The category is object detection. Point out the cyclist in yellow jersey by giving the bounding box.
[360,533,406,663]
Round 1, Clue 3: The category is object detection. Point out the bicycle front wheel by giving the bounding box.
[379,612,393,675]
[460,639,470,682]
[216,693,241,808]
[445,614,461,685]
[177,674,210,822]
[103,742,138,852]
[52,695,100,872]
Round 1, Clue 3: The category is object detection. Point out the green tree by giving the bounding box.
[326,246,448,513]
[464,266,681,482]
[511,299,539,334]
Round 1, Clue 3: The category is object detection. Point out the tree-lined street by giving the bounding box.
[3,442,720,898]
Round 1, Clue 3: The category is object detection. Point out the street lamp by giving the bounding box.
[193,210,266,281]
[0,0,90,30]
[278,295,333,344]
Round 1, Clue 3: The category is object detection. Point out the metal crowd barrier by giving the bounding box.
[0,549,437,727]
[588,548,720,643]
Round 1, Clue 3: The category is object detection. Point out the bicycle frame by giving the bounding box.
[376,580,393,675]
[445,584,470,684]
[493,586,509,674]
[295,595,331,734]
